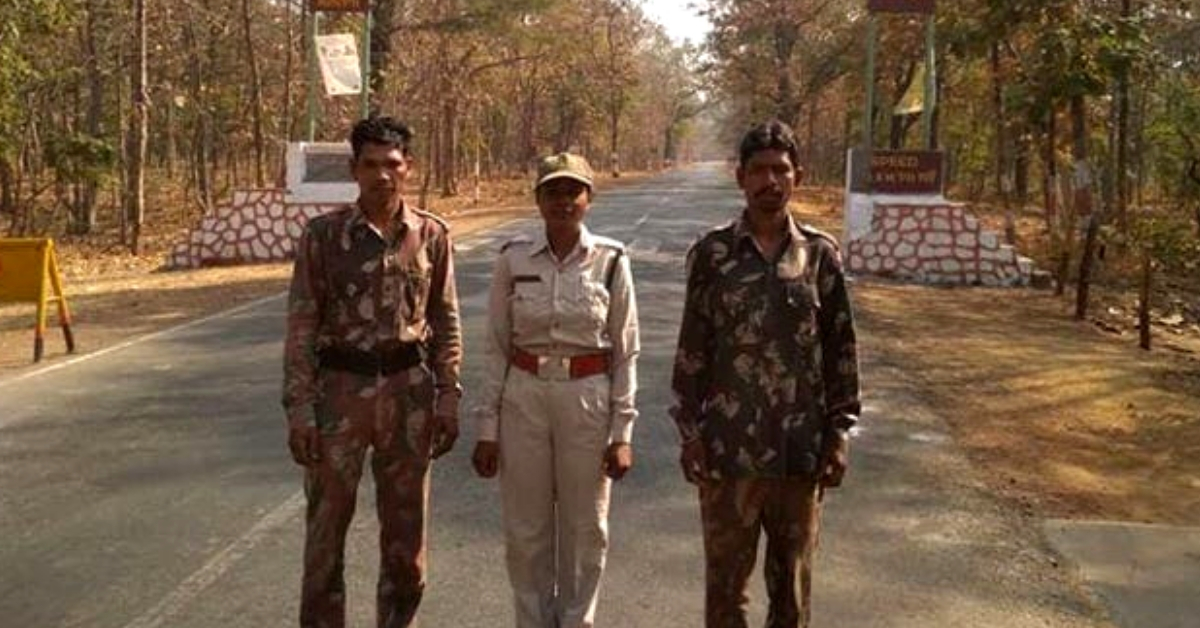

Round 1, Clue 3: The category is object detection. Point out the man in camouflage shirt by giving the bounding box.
[670,120,860,628]
[283,116,462,628]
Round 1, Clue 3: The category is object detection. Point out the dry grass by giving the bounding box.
[793,187,1200,526]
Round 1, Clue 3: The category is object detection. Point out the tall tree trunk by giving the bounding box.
[1042,108,1058,231]
[0,158,15,231]
[127,0,148,255]
[283,0,295,142]
[991,43,1015,244]
[1138,252,1153,350]
[369,0,402,114]
[441,97,458,197]
[185,18,213,213]
[1115,0,1132,230]
[241,0,266,187]
[1073,94,1097,320]
[76,0,104,235]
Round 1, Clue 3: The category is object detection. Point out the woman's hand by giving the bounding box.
[603,442,634,481]
[472,440,500,478]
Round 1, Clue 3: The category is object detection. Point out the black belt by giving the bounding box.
[317,343,424,376]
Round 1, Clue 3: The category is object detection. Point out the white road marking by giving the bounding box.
[0,292,288,394]
[119,491,306,628]
[1,225,521,622]
[0,226,515,394]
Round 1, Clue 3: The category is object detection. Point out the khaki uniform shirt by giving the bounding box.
[282,203,463,428]
[670,213,859,479]
[477,225,639,443]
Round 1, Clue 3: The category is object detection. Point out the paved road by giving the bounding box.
[0,165,1111,627]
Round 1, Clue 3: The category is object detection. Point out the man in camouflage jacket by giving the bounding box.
[283,116,462,628]
[670,120,860,628]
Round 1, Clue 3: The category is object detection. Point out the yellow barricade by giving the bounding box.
[0,239,76,362]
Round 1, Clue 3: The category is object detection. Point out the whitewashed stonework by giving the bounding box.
[166,188,344,269]
[846,202,1034,286]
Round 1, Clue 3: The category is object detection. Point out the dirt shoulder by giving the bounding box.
[794,189,1200,527]
[0,172,658,373]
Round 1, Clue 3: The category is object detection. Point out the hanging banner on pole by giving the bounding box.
[868,0,934,13]
[893,62,927,116]
[315,34,363,96]
[310,0,369,12]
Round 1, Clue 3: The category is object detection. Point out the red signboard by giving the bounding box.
[310,0,369,12]
[868,0,935,13]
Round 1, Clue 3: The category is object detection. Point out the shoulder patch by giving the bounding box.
[500,237,534,253]
[593,235,626,253]
[799,224,841,250]
[305,206,351,234]
[414,209,451,232]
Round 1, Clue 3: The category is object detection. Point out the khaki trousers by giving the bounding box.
[499,368,613,628]
[700,477,821,628]
[300,365,434,628]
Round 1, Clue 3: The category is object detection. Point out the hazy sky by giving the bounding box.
[638,0,712,45]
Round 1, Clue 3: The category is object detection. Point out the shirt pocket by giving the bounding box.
[564,278,610,340]
[385,246,432,325]
[782,279,820,341]
[400,264,431,322]
[509,278,548,338]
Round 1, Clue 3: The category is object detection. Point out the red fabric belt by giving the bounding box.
[511,347,610,380]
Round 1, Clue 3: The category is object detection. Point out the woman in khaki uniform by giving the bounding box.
[471,153,639,628]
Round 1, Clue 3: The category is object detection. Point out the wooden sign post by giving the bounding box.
[0,239,76,362]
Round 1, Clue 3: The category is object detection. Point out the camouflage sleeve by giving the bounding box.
[817,243,861,435]
[669,243,712,442]
[427,227,463,418]
[282,224,324,429]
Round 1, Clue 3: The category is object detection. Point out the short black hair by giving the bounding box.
[738,120,801,169]
[350,116,414,159]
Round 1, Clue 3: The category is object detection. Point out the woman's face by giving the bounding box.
[536,178,591,231]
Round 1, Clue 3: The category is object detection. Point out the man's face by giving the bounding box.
[350,141,410,207]
[536,178,591,230]
[736,148,799,215]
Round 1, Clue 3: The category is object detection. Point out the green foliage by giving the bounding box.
[1127,212,1200,273]
[45,133,117,185]
[0,0,75,154]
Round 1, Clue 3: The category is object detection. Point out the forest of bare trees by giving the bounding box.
[0,0,704,250]
[2,0,1198,335]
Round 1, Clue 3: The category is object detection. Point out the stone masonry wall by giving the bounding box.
[166,189,340,269]
[846,204,1032,287]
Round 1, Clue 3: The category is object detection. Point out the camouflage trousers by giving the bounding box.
[300,365,435,628]
[699,477,821,628]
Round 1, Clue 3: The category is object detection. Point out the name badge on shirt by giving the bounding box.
[512,275,542,283]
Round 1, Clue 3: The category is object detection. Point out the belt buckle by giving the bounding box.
[538,355,572,381]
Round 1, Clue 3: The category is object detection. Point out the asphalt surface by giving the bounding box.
[0,165,1117,627]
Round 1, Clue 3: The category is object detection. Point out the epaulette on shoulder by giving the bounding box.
[500,237,533,253]
[799,223,841,251]
[306,206,350,232]
[414,209,451,232]
[593,235,626,253]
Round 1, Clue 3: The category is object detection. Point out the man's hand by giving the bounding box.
[429,414,459,459]
[472,440,500,478]
[679,438,709,485]
[819,431,850,488]
[602,442,634,481]
[288,425,322,467]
